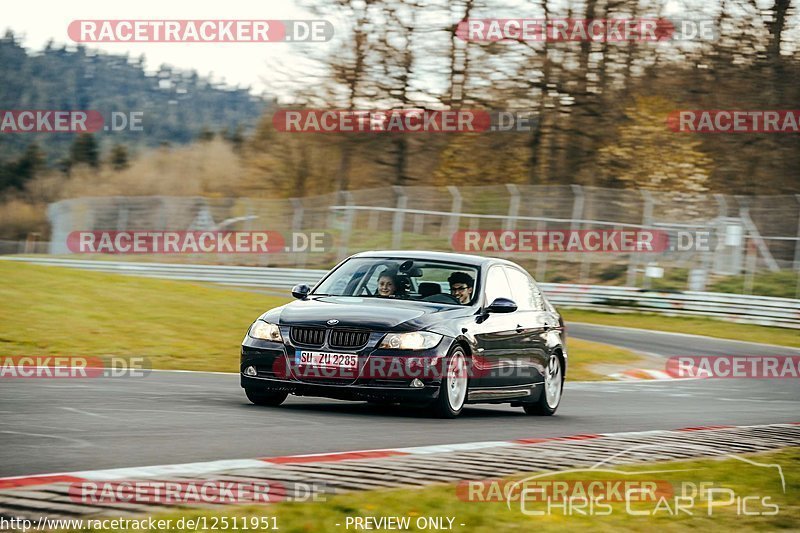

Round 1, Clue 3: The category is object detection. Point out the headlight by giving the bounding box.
[249,320,283,342]
[378,331,442,350]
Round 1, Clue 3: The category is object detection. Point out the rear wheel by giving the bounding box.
[523,353,563,416]
[245,388,288,407]
[431,346,468,419]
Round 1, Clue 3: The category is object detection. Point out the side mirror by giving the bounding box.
[291,284,311,300]
[486,297,517,313]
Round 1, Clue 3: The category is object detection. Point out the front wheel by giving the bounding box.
[523,353,563,416]
[431,346,469,419]
[245,388,288,407]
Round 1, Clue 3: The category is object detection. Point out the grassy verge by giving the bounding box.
[52,447,799,532]
[0,262,287,372]
[565,338,654,381]
[562,309,800,348]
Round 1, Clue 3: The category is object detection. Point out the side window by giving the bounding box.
[505,267,545,311]
[484,266,513,303]
[504,267,534,310]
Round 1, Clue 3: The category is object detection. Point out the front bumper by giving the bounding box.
[240,332,452,403]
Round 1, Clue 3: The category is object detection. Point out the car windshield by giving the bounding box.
[312,257,479,305]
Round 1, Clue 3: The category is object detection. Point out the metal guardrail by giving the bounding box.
[3,257,798,329]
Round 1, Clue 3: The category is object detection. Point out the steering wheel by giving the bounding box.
[421,293,461,304]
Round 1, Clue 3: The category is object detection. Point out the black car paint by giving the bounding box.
[240,250,566,406]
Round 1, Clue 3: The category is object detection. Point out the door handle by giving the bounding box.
[516,324,524,333]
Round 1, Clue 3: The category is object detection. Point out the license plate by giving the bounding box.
[295,350,358,369]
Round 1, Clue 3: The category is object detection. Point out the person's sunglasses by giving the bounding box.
[450,285,470,293]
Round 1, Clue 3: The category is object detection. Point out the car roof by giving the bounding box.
[350,250,518,268]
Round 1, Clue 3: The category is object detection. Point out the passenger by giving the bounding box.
[377,271,400,297]
[448,272,474,304]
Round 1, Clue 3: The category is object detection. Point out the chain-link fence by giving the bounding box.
[39,185,800,293]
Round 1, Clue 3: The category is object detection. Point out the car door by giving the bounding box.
[503,266,550,386]
[470,266,523,388]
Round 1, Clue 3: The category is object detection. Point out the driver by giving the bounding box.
[448,272,474,304]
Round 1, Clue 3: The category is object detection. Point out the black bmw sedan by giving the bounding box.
[240,251,566,418]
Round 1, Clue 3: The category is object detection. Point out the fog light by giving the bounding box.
[410,378,424,388]
[244,366,257,376]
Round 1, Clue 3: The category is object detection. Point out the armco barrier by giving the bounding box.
[3,257,798,328]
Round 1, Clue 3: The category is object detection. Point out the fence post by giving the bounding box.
[744,237,756,295]
[337,191,354,262]
[628,190,653,287]
[445,185,462,237]
[535,219,548,281]
[290,198,306,268]
[737,197,779,272]
[794,195,800,298]
[570,184,586,278]
[290,198,304,233]
[392,186,407,249]
[116,197,129,231]
[504,184,520,231]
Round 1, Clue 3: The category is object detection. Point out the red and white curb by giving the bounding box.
[608,368,711,381]
[2,422,797,491]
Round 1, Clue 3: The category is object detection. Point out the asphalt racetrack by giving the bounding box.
[1,325,798,477]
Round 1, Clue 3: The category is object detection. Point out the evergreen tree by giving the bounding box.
[109,144,130,171]
[69,134,100,169]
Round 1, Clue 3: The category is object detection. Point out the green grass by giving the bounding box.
[52,447,800,532]
[0,262,288,372]
[708,270,800,299]
[562,309,800,348]
[565,339,653,381]
[648,268,800,299]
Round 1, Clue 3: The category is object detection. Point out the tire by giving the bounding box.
[245,388,288,407]
[431,346,469,419]
[523,352,563,416]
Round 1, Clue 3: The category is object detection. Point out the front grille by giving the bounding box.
[290,327,370,349]
[291,327,326,347]
[329,329,370,349]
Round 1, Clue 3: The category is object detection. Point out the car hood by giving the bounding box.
[263,296,470,332]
